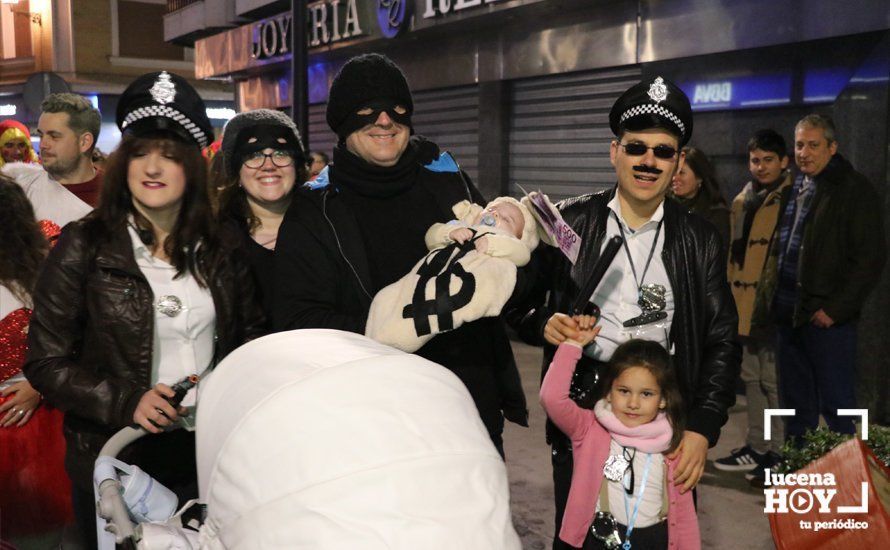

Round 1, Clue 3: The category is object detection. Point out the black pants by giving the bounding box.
[552,444,576,550]
[582,520,669,550]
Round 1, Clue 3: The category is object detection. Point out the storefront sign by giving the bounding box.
[679,74,792,111]
[251,0,364,59]
[422,0,503,19]
[378,0,410,38]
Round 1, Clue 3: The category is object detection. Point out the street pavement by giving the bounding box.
[504,341,776,549]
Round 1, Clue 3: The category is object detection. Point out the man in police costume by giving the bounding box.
[510,76,740,548]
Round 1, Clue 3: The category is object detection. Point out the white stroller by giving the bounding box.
[95,329,521,549]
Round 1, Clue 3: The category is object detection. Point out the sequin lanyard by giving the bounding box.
[621,453,653,550]
[613,211,663,293]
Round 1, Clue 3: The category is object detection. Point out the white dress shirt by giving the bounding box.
[127,224,216,410]
[584,196,674,361]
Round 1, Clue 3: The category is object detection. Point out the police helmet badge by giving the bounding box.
[647,77,668,104]
[150,71,176,105]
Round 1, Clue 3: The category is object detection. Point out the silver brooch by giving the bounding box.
[156,295,183,317]
[603,453,630,482]
[648,76,668,103]
[150,71,176,105]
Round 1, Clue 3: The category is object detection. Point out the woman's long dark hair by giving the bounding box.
[0,175,48,304]
[94,133,220,286]
[217,157,309,234]
[682,147,728,209]
[599,339,685,452]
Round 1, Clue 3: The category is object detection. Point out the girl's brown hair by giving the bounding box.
[600,339,685,451]
[93,132,220,286]
[0,176,48,305]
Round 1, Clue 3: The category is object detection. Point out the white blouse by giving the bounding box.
[127,225,216,410]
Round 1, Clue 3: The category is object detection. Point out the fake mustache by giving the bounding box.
[633,165,663,175]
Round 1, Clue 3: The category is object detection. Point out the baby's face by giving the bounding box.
[478,202,525,239]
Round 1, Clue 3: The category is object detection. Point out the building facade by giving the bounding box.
[0,0,234,153]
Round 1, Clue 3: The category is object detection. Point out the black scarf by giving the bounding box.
[730,174,785,266]
[331,136,439,198]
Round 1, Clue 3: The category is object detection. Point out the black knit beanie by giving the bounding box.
[326,54,414,140]
[221,109,305,178]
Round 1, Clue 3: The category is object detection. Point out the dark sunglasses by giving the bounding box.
[619,142,678,160]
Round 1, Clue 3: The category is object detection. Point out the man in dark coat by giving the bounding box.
[773,114,885,443]
[272,54,527,454]
[508,76,740,549]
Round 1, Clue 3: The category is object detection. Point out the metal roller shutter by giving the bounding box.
[308,85,480,182]
[307,102,338,161]
[509,66,642,201]
[412,85,480,182]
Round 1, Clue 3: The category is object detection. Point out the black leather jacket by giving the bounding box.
[24,220,266,489]
[273,163,529,435]
[510,188,740,446]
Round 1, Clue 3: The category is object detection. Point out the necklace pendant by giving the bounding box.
[156,295,183,317]
[603,454,630,481]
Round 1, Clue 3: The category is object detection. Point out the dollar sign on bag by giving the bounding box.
[403,242,476,336]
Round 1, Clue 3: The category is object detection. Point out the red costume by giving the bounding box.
[0,220,72,537]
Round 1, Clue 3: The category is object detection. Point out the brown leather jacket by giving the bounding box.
[24,219,266,489]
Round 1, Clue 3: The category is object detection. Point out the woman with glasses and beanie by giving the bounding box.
[23,71,266,548]
[217,109,307,315]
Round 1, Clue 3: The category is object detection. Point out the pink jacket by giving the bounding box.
[540,344,701,549]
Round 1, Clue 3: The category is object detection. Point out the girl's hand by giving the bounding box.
[449,228,473,244]
[133,383,187,434]
[565,314,600,347]
[0,380,41,427]
[544,313,579,345]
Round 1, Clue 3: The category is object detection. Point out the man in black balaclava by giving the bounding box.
[273,53,528,455]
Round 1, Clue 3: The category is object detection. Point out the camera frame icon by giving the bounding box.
[763,409,870,441]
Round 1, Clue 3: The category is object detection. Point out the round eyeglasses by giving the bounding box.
[243,150,294,169]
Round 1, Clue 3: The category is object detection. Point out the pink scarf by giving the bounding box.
[594,399,673,454]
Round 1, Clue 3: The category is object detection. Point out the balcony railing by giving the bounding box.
[166,0,202,14]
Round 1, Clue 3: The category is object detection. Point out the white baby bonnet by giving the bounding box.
[195,329,520,549]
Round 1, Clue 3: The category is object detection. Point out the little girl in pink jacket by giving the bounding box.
[540,317,700,549]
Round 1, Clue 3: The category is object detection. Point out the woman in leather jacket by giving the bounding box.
[24,72,266,548]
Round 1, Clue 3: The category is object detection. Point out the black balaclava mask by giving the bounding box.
[233,124,305,169]
[336,98,412,142]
